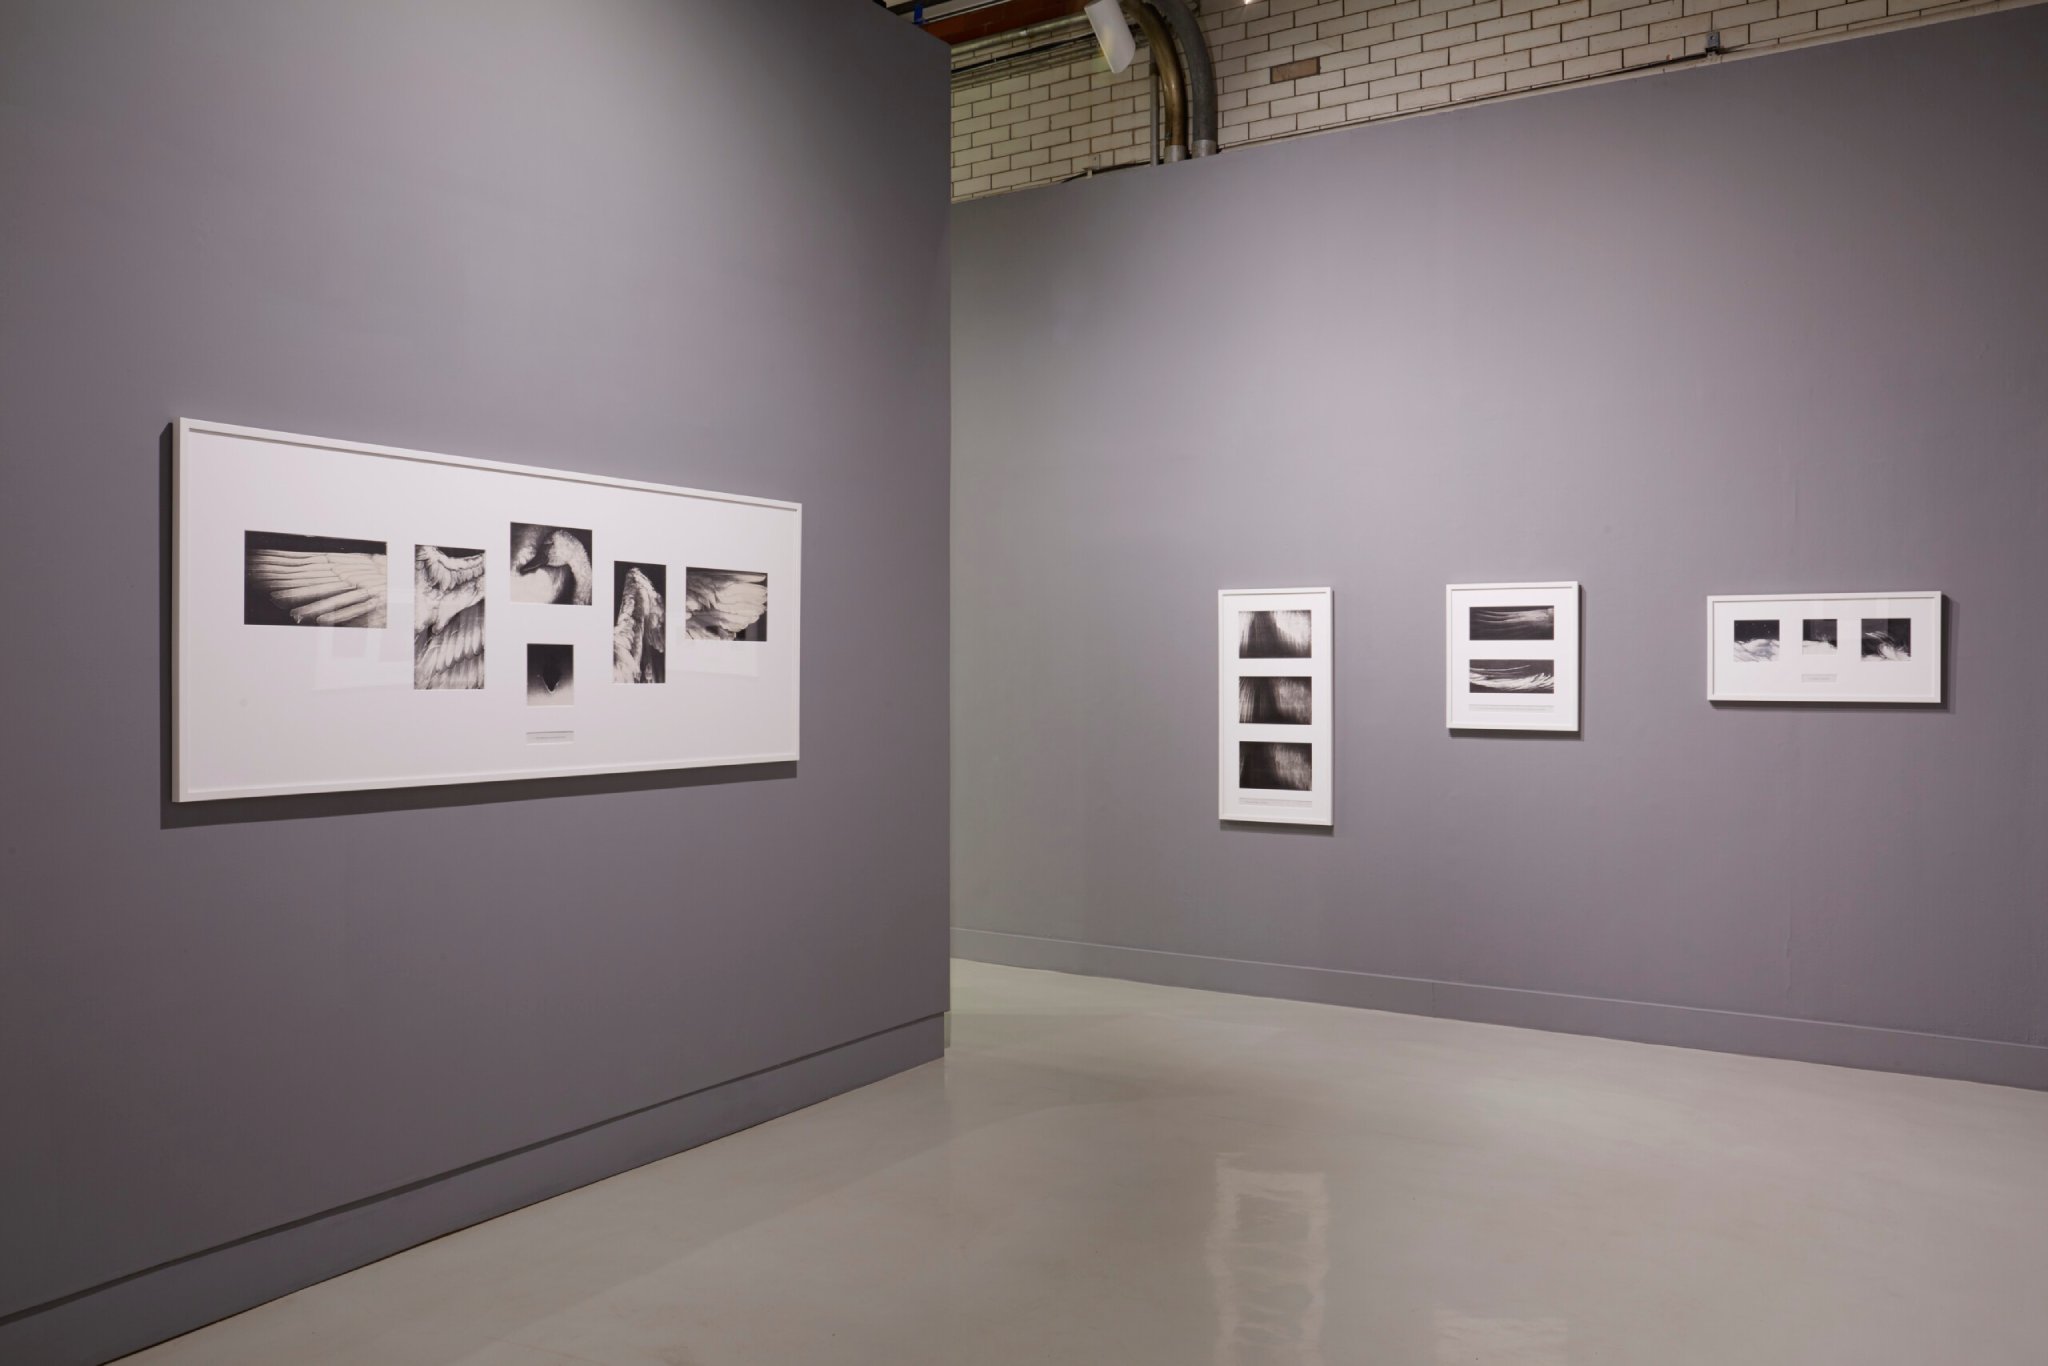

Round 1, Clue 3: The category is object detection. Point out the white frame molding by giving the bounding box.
[1218,586,1333,827]
[173,418,802,801]
[1705,590,1943,704]
[1445,580,1581,732]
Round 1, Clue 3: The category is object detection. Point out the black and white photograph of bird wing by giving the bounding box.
[244,532,388,627]
[613,563,667,683]
[414,545,486,689]
[510,523,594,605]
[684,569,768,641]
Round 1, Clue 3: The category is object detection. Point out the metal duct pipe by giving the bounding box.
[1123,0,1185,161]
[1140,0,1216,156]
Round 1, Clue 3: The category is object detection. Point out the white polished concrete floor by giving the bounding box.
[123,960,2048,1365]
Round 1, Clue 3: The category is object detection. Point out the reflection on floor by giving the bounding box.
[122,960,2048,1365]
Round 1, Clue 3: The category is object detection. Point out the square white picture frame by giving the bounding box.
[1446,582,1581,732]
[1706,591,1942,703]
[1219,587,1333,826]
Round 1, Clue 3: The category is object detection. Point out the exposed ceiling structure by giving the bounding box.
[885,0,1217,160]
[886,0,1090,45]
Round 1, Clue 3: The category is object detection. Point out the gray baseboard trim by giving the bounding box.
[1,1015,944,1366]
[953,927,2048,1093]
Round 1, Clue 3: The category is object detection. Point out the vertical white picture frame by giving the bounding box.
[1446,581,1581,732]
[1219,587,1333,826]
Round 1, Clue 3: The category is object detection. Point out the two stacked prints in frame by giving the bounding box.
[1706,591,1941,703]
[1446,582,1580,731]
[1220,588,1333,825]
[175,419,798,800]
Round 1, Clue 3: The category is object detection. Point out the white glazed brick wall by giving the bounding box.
[950,0,2034,200]
[952,42,1161,198]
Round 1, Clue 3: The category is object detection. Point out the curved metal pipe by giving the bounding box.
[1123,0,1185,162]
[1140,0,1216,156]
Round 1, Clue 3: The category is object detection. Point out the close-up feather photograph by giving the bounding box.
[612,561,667,683]
[412,544,486,690]
[684,567,769,641]
[243,531,389,628]
[510,522,594,605]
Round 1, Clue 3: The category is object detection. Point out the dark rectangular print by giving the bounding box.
[1468,659,1555,694]
[613,562,667,683]
[244,531,389,628]
[414,545,485,689]
[1733,619,1780,662]
[1802,618,1838,654]
[1861,618,1912,660]
[1469,605,1554,641]
[526,643,574,706]
[1238,676,1312,725]
[509,523,594,605]
[1239,740,1313,791]
[684,568,768,641]
[1238,609,1311,659]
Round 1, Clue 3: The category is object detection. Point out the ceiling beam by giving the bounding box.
[914,0,1089,45]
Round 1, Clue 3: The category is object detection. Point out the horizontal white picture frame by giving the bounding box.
[1706,591,1941,703]
[1219,587,1333,826]
[174,418,801,800]
[1446,581,1581,732]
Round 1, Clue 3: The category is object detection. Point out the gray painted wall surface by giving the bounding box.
[0,3,948,1361]
[952,12,2048,1088]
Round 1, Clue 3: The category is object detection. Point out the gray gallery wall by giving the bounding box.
[952,10,2048,1090]
[0,3,948,1362]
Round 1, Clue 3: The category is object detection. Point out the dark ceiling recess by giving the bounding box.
[905,0,1089,45]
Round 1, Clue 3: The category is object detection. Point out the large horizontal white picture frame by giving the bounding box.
[1706,591,1941,703]
[1219,587,1333,826]
[1446,581,1581,732]
[174,418,800,801]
